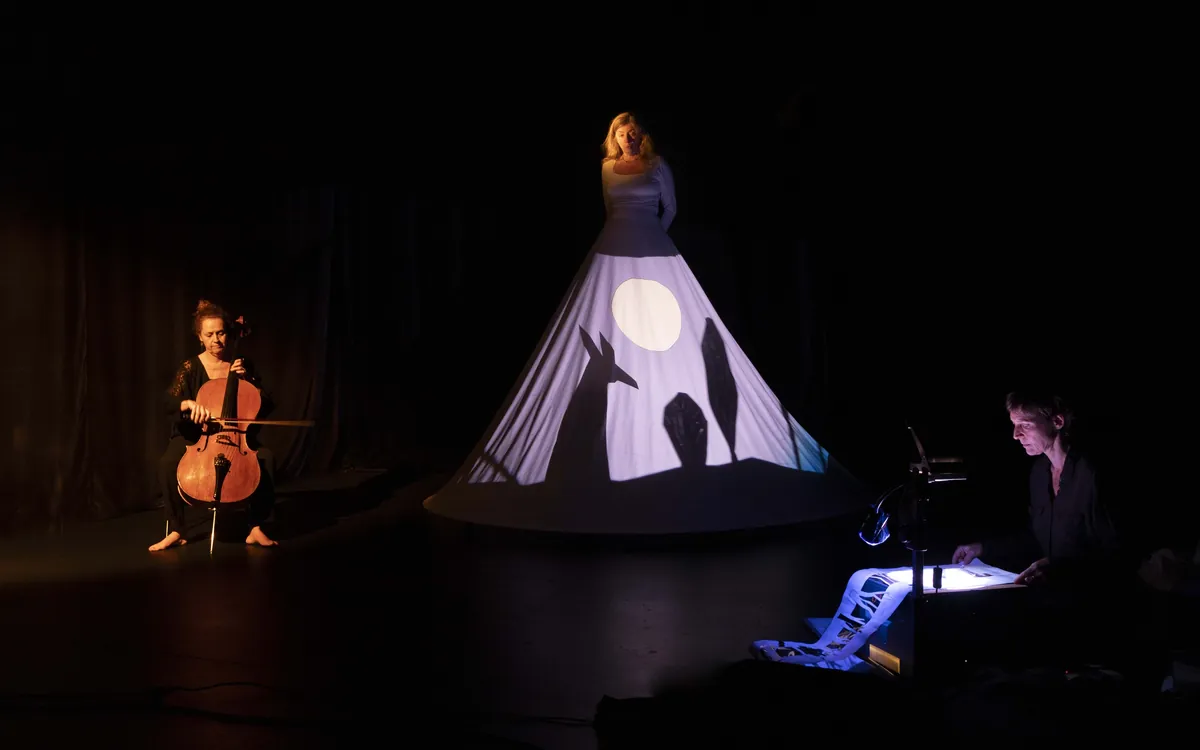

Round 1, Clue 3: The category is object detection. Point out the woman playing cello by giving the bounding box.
[149,300,279,551]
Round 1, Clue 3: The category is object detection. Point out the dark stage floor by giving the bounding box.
[0,470,1193,747]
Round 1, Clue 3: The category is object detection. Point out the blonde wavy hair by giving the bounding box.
[601,112,657,163]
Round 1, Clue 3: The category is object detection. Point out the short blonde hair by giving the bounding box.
[1006,391,1073,437]
[601,112,657,163]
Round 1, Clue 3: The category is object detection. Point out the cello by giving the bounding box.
[175,316,314,551]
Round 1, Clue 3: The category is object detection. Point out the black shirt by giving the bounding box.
[982,448,1128,579]
[164,355,273,443]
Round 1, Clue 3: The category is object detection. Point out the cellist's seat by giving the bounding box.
[176,486,248,555]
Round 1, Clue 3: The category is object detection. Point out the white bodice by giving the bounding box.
[601,157,677,231]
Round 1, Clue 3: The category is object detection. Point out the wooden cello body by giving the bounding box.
[176,370,262,507]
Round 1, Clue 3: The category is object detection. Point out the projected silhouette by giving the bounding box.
[545,327,637,488]
[425,259,868,533]
[701,317,738,462]
[663,392,707,469]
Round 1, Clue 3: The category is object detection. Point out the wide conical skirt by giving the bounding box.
[424,214,869,533]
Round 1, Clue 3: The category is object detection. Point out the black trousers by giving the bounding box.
[158,436,276,536]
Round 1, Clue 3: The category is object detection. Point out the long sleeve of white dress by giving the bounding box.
[602,162,613,219]
[657,158,677,232]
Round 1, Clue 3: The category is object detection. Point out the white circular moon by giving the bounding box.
[611,278,682,351]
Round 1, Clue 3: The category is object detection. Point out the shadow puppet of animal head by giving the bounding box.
[580,326,638,390]
[544,327,638,487]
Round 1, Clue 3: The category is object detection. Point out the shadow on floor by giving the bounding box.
[265,466,430,541]
[177,463,446,547]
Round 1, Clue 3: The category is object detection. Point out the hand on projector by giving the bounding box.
[1015,557,1050,585]
[952,542,983,565]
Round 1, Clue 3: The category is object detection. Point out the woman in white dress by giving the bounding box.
[424,109,851,534]
[594,112,678,258]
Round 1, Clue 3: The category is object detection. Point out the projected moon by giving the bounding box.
[611,278,682,351]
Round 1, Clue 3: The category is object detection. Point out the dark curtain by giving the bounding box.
[0,28,821,539]
[0,141,494,537]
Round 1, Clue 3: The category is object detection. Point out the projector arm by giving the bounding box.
[908,425,966,483]
[858,426,967,548]
[856,423,971,681]
[904,425,968,603]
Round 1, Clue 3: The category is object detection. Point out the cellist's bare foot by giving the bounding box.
[246,526,277,547]
[149,531,187,551]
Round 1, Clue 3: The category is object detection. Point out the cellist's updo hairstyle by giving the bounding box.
[192,299,242,336]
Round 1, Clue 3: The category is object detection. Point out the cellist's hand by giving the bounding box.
[181,399,211,424]
[231,358,247,376]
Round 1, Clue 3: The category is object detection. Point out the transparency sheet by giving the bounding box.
[751,560,1017,669]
